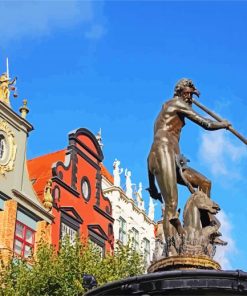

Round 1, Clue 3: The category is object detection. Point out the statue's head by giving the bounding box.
[0,73,8,82]
[113,159,121,170]
[192,190,220,215]
[174,78,200,101]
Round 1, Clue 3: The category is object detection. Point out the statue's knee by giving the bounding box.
[166,200,177,213]
[199,179,211,196]
[204,179,211,191]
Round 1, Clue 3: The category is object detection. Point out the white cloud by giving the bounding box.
[214,211,236,270]
[198,130,247,179]
[0,1,106,45]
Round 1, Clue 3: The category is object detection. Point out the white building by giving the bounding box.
[101,160,156,266]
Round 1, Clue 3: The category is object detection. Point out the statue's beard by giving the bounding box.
[184,98,192,104]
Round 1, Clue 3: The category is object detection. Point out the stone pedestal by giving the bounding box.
[147,255,220,273]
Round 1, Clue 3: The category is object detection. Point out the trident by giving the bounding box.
[192,98,247,145]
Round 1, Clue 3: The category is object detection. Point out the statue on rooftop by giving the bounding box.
[113,159,123,187]
[125,168,133,199]
[148,196,155,221]
[95,128,103,150]
[136,182,145,210]
[0,73,17,106]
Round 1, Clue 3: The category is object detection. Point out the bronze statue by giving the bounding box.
[147,78,231,241]
[147,79,247,270]
[182,190,226,251]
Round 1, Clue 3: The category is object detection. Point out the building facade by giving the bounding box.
[101,160,156,265]
[27,128,114,255]
[0,77,53,263]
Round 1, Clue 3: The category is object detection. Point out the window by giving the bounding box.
[132,228,139,250]
[14,221,35,258]
[61,222,77,245]
[60,209,81,245]
[119,217,127,244]
[81,177,91,201]
[143,238,150,262]
[89,239,104,258]
[0,197,4,211]
[88,226,106,258]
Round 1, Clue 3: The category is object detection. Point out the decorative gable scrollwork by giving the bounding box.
[0,119,17,176]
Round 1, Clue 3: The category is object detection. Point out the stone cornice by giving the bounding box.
[103,186,156,226]
[12,189,54,223]
[0,101,33,133]
[93,205,114,223]
[52,176,80,197]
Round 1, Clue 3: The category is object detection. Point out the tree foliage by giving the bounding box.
[0,239,145,296]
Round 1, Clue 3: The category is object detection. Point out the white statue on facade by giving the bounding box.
[95,128,103,150]
[137,182,143,199]
[113,159,123,187]
[136,182,145,210]
[125,168,133,199]
[148,196,155,220]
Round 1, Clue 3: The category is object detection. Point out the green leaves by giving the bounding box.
[0,238,144,296]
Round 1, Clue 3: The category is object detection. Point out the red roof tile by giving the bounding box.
[27,149,65,201]
[28,149,113,201]
[100,163,114,184]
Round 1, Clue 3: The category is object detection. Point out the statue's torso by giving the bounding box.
[153,97,185,153]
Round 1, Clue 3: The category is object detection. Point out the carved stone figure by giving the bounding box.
[137,182,143,199]
[136,182,145,210]
[125,168,133,199]
[0,73,17,106]
[148,196,155,220]
[43,179,53,210]
[113,159,123,187]
[95,128,103,150]
[147,78,230,240]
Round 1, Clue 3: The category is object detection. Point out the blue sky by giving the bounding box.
[0,1,247,270]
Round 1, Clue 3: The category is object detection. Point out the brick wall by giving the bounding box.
[0,200,17,264]
[34,220,51,254]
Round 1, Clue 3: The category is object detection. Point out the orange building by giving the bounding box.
[28,128,114,254]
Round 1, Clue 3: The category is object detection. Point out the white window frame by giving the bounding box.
[132,227,139,250]
[119,217,127,244]
[143,238,150,262]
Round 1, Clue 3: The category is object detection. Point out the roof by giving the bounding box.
[27,149,65,201]
[27,149,113,201]
[100,163,114,184]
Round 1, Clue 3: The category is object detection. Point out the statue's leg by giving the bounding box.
[153,147,178,239]
[179,167,211,197]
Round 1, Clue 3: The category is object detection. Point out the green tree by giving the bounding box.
[0,238,145,296]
